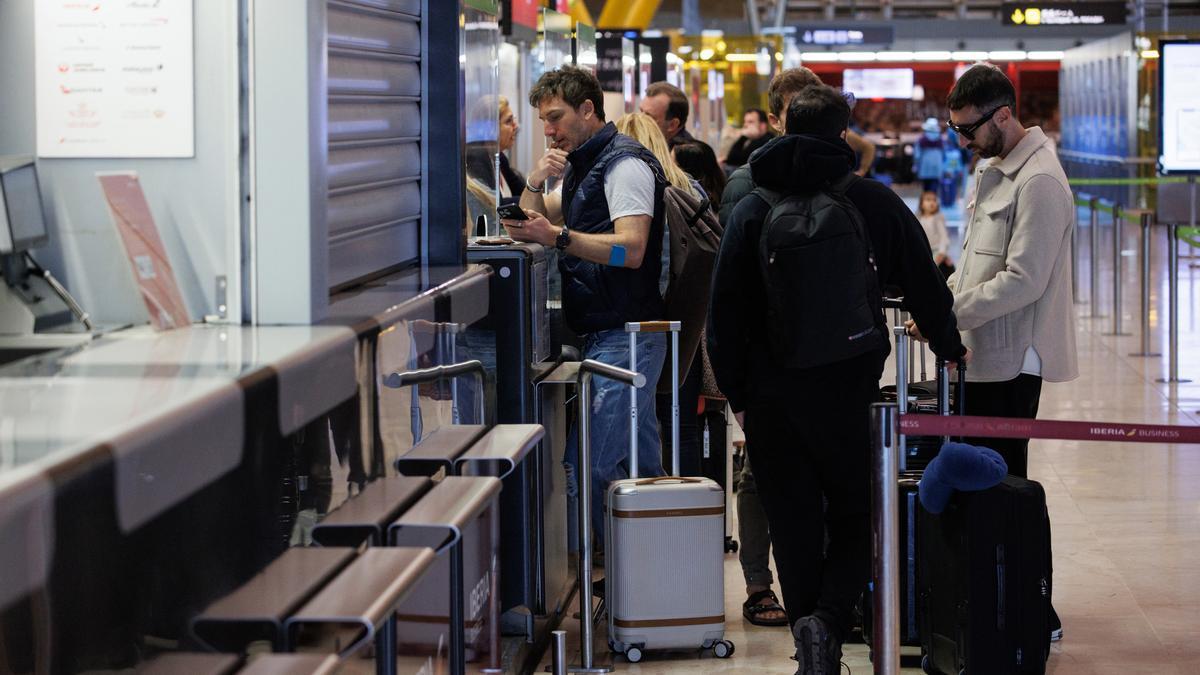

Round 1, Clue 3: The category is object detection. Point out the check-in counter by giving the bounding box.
[0,265,499,673]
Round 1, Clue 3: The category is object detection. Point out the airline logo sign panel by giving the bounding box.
[1003,2,1126,26]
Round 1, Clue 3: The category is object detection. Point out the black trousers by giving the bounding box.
[963,373,1043,478]
[963,373,1055,619]
[743,354,881,638]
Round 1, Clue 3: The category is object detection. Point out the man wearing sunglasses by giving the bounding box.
[910,63,1076,643]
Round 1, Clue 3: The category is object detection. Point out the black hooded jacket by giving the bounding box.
[706,134,966,413]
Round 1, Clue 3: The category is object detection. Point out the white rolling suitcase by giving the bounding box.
[603,321,733,663]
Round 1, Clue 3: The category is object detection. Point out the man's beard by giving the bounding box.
[972,121,1005,158]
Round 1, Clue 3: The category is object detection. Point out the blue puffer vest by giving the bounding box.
[561,123,667,334]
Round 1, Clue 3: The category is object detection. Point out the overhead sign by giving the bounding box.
[35,0,194,158]
[796,25,894,46]
[1003,2,1126,26]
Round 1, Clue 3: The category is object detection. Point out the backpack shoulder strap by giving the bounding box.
[751,185,783,209]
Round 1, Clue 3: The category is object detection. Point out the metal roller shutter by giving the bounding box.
[326,0,422,290]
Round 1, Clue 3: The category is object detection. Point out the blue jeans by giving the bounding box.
[566,329,667,543]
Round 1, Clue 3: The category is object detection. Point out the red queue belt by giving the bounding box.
[898,414,1200,444]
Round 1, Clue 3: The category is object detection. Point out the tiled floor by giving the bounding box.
[538,193,1200,674]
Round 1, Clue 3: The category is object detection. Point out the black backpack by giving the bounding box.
[752,174,888,369]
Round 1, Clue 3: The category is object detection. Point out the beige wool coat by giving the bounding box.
[947,127,1080,383]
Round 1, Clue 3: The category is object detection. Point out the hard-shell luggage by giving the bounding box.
[605,321,734,663]
[919,477,1051,675]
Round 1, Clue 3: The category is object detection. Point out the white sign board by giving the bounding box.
[842,69,915,100]
[36,0,195,158]
[1159,41,1200,174]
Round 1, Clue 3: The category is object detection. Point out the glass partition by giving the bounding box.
[463,4,502,237]
[575,23,597,74]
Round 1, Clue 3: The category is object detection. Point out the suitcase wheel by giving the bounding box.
[624,645,644,663]
[712,640,734,658]
[920,654,934,674]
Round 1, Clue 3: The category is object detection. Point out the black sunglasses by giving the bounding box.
[947,105,1006,140]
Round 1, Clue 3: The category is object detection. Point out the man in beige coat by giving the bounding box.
[911,63,1077,642]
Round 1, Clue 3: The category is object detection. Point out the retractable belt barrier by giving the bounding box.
[870,406,1200,675]
[898,413,1200,444]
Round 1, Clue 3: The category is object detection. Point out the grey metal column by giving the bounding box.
[870,403,901,675]
[1131,212,1161,357]
[1107,204,1130,335]
[1090,197,1103,316]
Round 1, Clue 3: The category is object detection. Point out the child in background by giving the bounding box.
[916,190,955,278]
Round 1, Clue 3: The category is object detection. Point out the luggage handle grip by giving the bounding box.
[625,321,681,333]
[633,476,704,486]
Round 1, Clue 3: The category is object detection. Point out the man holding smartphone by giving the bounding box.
[501,66,670,548]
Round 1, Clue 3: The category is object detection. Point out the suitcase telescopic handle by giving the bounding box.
[624,320,681,333]
[624,321,682,477]
[633,476,704,486]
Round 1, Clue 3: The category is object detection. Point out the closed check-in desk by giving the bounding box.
[0,264,567,673]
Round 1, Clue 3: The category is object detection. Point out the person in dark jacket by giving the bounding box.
[707,84,968,675]
[504,66,669,544]
[720,68,875,225]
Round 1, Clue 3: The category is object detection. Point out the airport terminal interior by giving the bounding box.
[1,0,1199,674]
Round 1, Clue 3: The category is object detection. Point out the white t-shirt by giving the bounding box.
[603,156,656,221]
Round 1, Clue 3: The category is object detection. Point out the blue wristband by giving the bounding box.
[608,245,627,267]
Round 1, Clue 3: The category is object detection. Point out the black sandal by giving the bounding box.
[742,589,789,626]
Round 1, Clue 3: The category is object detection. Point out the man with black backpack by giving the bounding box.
[707,84,968,674]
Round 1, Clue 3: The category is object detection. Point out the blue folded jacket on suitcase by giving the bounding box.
[918,441,1008,514]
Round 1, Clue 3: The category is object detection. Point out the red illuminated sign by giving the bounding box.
[511,0,539,29]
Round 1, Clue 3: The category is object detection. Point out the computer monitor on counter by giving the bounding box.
[0,156,49,255]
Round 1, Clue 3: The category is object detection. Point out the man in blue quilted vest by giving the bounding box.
[504,66,669,546]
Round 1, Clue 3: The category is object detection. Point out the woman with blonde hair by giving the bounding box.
[616,112,701,199]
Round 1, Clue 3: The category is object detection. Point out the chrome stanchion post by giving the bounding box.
[552,630,568,675]
[576,370,600,672]
[1090,196,1102,316]
[1158,223,1193,384]
[1131,212,1160,357]
[1108,204,1130,335]
[572,361,640,673]
[870,403,901,675]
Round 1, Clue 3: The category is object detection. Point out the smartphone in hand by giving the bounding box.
[496,203,529,225]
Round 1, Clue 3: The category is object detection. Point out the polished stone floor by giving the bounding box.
[537,201,1200,674]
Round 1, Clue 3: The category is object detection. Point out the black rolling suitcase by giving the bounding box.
[918,476,1052,675]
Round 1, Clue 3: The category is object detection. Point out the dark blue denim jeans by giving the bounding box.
[565,329,667,542]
